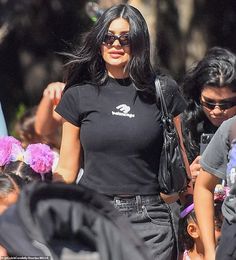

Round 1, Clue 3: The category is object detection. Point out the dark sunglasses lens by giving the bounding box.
[219,102,236,109]
[206,102,216,109]
[202,100,236,110]
[119,35,129,46]
[104,34,129,46]
[104,34,115,45]
[201,100,214,109]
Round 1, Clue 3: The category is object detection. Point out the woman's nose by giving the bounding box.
[211,105,224,115]
[112,39,121,46]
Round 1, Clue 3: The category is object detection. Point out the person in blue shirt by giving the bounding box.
[0,103,8,136]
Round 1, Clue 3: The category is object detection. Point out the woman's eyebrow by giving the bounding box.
[108,30,129,34]
[202,95,236,103]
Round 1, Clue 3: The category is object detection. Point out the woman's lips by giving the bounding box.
[109,51,124,58]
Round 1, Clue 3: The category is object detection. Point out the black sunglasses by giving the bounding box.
[103,33,130,46]
[200,97,236,110]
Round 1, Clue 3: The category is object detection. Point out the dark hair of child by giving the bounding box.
[0,173,24,197]
[178,204,197,252]
[3,161,52,183]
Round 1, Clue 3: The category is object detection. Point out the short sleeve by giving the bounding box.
[55,87,81,127]
[160,76,187,117]
[200,118,233,180]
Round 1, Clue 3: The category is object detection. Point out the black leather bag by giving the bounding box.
[155,77,189,195]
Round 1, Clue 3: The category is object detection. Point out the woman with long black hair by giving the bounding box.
[181,47,236,183]
[54,4,190,259]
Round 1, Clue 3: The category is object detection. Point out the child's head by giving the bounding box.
[14,106,43,148]
[0,136,54,182]
[3,160,52,183]
[14,106,61,151]
[179,203,202,253]
[0,173,24,214]
[179,196,224,253]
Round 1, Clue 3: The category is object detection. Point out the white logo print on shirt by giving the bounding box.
[112,104,135,118]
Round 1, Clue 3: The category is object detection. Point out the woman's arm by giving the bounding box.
[194,169,219,260]
[35,82,65,135]
[53,119,81,183]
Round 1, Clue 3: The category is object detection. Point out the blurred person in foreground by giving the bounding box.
[0,181,153,259]
[0,173,24,257]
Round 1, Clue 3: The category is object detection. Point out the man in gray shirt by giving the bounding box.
[194,115,236,260]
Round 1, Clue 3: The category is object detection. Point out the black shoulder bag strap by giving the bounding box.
[155,77,173,129]
[155,77,167,118]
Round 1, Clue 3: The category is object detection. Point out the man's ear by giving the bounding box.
[187,222,200,239]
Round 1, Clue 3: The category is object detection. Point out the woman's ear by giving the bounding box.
[187,222,200,239]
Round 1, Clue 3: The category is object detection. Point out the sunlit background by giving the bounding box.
[0,0,236,132]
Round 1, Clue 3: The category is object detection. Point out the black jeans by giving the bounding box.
[108,194,176,260]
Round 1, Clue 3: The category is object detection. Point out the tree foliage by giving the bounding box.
[0,0,92,124]
[1,0,236,128]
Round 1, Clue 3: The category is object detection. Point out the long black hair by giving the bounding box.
[63,4,155,92]
[181,46,236,162]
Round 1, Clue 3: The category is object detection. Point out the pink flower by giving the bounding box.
[24,143,54,174]
[214,184,229,201]
[0,136,22,166]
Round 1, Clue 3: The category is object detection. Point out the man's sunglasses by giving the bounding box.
[103,33,130,46]
[200,96,236,110]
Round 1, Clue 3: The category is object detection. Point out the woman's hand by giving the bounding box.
[43,82,65,105]
[190,155,201,184]
[35,82,64,135]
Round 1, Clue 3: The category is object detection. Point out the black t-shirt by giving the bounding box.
[56,76,186,195]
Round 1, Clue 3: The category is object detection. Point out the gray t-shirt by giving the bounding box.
[200,116,236,223]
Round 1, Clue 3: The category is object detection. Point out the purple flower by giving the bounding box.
[0,136,22,166]
[24,143,54,174]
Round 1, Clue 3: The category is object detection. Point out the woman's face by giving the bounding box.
[101,18,131,78]
[200,86,236,127]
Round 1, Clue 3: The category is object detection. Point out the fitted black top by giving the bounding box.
[56,76,186,195]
